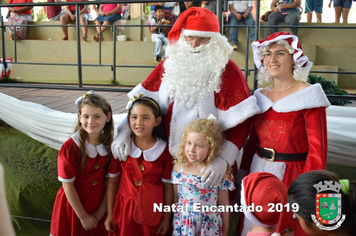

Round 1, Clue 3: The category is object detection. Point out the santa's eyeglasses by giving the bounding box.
[184,36,211,45]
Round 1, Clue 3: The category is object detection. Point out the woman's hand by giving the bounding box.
[8,7,16,13]
[276,4,284,12]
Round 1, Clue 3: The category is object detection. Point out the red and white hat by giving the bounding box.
[241,172,293,236]
[168,7,220,44]
[251,32,313,71]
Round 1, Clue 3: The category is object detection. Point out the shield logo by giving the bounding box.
[315,193,342,225]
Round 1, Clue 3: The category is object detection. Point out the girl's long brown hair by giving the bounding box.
[74,93,114,171]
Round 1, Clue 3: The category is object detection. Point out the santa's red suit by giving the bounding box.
[125,7,260,171]
[128,59,259,163]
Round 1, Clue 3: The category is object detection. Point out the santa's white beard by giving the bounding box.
[162,36,230,108]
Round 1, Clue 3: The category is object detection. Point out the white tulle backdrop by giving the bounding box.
[0,92,355,167]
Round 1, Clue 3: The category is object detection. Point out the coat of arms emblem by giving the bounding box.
[311,180,346,230]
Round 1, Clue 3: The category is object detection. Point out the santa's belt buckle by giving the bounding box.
[262,148,275,162]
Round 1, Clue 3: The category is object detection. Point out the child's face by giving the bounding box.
[129,104,161,139]
[185,132,209,166]
[79,104,111,139]
[156,9,164,19]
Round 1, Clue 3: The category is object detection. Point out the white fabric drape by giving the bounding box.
[0,92,126,150]
[0,92,355,167]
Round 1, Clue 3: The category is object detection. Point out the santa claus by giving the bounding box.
[112,7,260,185]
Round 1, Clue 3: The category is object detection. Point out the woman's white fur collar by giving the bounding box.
[71,132,108,158]
[129,138,167,162]
[255,83,330,113]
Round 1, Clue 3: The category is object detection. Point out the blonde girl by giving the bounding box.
[50,91,113,236]
[171,117,235,236]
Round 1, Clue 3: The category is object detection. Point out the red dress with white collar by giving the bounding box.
[50,132,108,236]
[240,84,330,236]
[107,138,172,236]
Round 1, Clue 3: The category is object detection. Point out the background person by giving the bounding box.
[238,31,330,235]
[7,0,33,40]
[305,0,323,22]
[268,0,301,35]
[150,5,170,62]
[228,0,256,51]
[92,2,123,42]
[328,0,353,23]
[45,0,66,21]
[59,0,89,41]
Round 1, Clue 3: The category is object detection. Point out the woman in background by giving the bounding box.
[7,0,33,40]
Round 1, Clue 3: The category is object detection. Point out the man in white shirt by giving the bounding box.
[228,0,256,50]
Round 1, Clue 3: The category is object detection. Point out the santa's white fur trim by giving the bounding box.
[182,29,220,38]
[271,233,281,236]
[217,96,261,131]
[128,83,170,115]
[250,153,286,182]
[241,180,271,227]
[255,83,330,113]
[220,140,239,166]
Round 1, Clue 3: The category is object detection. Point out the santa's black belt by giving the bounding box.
[257,146,308,162]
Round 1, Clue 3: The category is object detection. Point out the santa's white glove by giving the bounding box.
[111,129,131,161]
[200,157,227,186]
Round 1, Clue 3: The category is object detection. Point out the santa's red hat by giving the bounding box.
[168,7,220,44]
[251,32,312,71]
[241,172,293,236]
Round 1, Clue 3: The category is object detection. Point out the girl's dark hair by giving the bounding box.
[75,93,114,171]
[288,170,356,234]
[127,97,167,141]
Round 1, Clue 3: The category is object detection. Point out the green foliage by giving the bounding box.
[36,9,46,22]
[110,78,120,85]
[260,0,271,14]
[307,74,351,106]
[0,120,60,232]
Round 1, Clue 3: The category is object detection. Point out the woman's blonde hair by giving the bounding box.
[175,118,232,178]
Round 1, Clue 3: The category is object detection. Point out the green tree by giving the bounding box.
[36,8,46,21]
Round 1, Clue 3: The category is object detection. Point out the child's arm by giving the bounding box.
[217,190,229,236]
[79,4,88,16]
[92,191,107,222]
[150,20,162,34]
[104,175,120,232]
[156,182,173,235]
[62,182,98,230]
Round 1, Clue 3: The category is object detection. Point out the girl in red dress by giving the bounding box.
[50,91,113,236]
[105,95,173,236]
